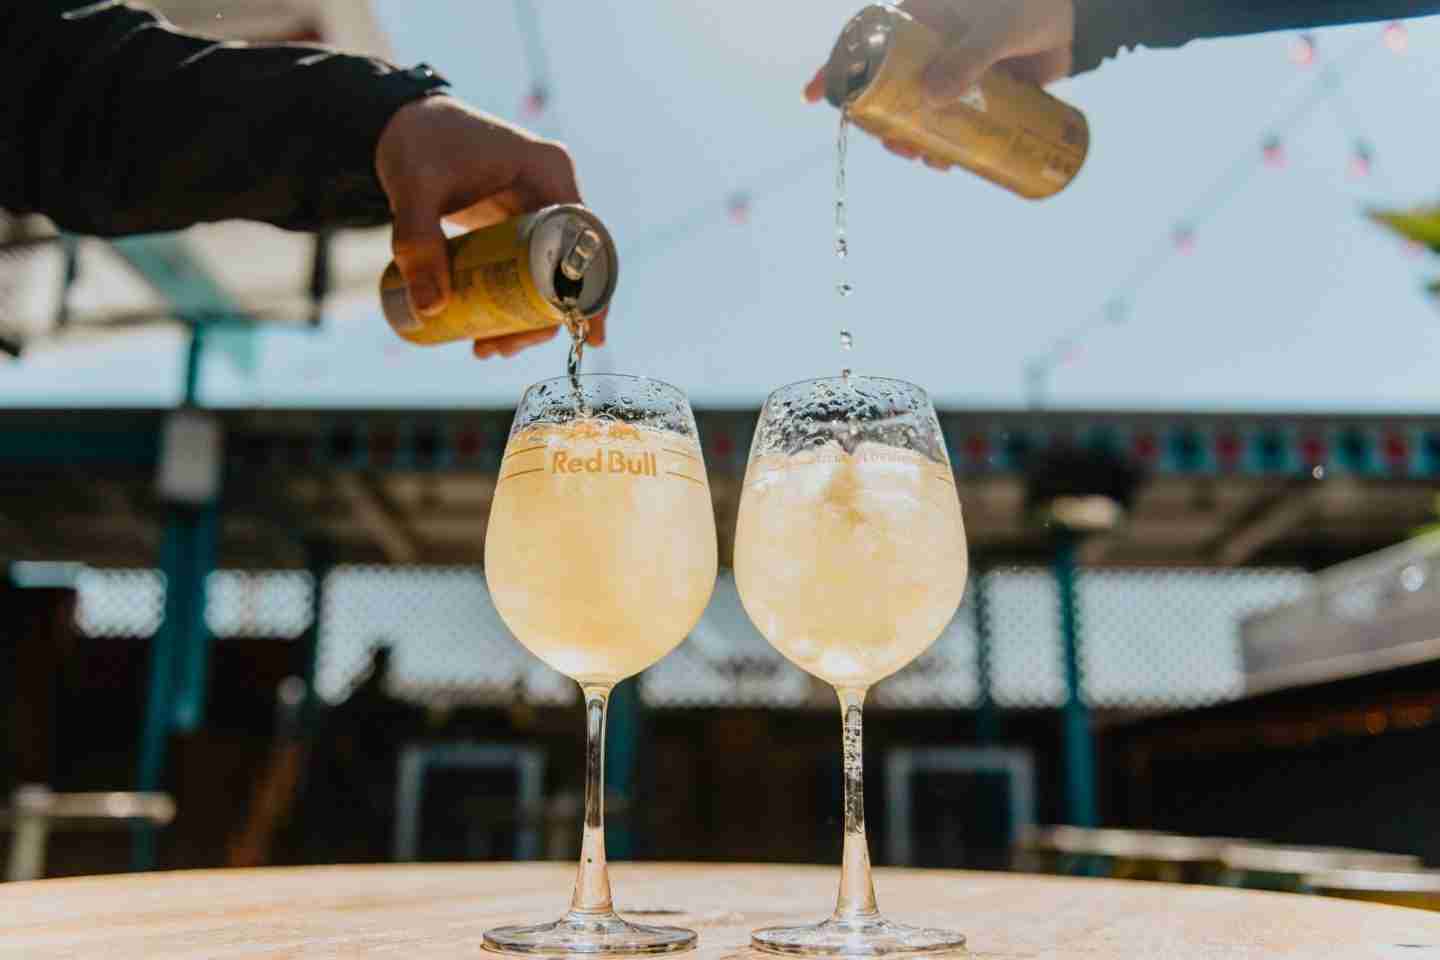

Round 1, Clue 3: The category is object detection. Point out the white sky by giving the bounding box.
[3,1,1438,411]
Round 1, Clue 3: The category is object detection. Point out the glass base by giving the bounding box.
[484,911,697,956]
[751,916,966,957]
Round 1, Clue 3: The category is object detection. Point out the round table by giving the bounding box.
[3,862,1440,958]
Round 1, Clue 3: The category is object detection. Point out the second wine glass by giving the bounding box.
[734,375,969,956]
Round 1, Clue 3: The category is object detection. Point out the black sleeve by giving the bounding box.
[0,1,451,236]
[1073,1,1440,74]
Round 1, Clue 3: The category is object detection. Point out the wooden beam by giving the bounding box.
[334,474,421,564]
[1211,481,1329,567]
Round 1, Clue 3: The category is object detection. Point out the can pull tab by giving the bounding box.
[553,227,602,304]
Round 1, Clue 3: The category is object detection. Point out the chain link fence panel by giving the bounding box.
[70,564,1309,710]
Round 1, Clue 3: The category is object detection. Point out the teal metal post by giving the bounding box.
[134,323,219,870]
[1055,533,1097,829]
[606,677,640,859]
[973,566,998,745]
[169,501,218,732]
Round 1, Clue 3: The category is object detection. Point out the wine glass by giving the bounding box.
[484,374,718,954]
[734,375,969,956]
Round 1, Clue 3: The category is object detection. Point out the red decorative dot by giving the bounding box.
[1300,435,1327,465]
[711,432,734,458]
[1385,433,1409,467]
[1216,433,1242,467]
[1133,433,1159,462]
[964,433,989,462]
[456,429,483,461]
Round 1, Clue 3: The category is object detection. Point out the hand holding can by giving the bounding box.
[375,96,608,358]
[806,0,1087,197]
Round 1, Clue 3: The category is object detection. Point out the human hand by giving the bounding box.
[803,0,1075,170]
[375,96,607,359]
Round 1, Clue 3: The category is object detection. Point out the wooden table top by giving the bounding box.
[3,862,1440,959]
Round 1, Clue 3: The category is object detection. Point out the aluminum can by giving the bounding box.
[382,204,616,345]
[825,4,1089,199]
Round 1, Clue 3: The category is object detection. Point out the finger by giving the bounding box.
[884,139,922,160]
[517,141,583,210]
[445,187,530,231]
[390,205,451,317]
[587,308,607,346]
[494,328,560,357]
[922,39,1003,104]
[473,340,501,359]
[803,66,826,103]
[923,155,953,171]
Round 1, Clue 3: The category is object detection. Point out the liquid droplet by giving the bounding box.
[840,330,853,351]
[841,367,852,381]
[835,236,848,260]
[837,282,854,298]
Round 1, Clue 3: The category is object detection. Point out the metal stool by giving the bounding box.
[4,784,175,881]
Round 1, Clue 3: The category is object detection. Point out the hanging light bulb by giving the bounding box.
[1289,33,1317,66]
[1173,225,1196,255]
[1384,21,1408,54]
[1262,135,1286,168]
[1349,141,1374,179]
[520,83,549,119]
[726,192,752,225]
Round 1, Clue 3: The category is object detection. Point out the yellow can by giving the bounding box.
[825,4,1089,199]
[381,204,617,345]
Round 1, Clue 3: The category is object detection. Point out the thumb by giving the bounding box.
[922,37,1003,104]
[391,207,452,317]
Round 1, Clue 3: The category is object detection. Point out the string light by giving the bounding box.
[726,192,752,225]
[1021,29,1398,404]
[520,83,549,119]
[1262,135,1286,168]
[1384,21,1409,54]
[1348,140,1374,179]
[1289,33,1317,67]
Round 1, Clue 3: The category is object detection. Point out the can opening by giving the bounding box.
[554,226,602,305]
[553,263,584,304]
[824,7,891,107]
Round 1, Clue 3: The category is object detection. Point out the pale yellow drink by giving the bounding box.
[486,419,717,684]
[734,442,967,688]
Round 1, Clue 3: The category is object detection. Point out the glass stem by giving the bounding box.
[569,683,615,918]
[833,685,879,923]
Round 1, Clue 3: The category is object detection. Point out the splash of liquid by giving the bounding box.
[840,329,853,351]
